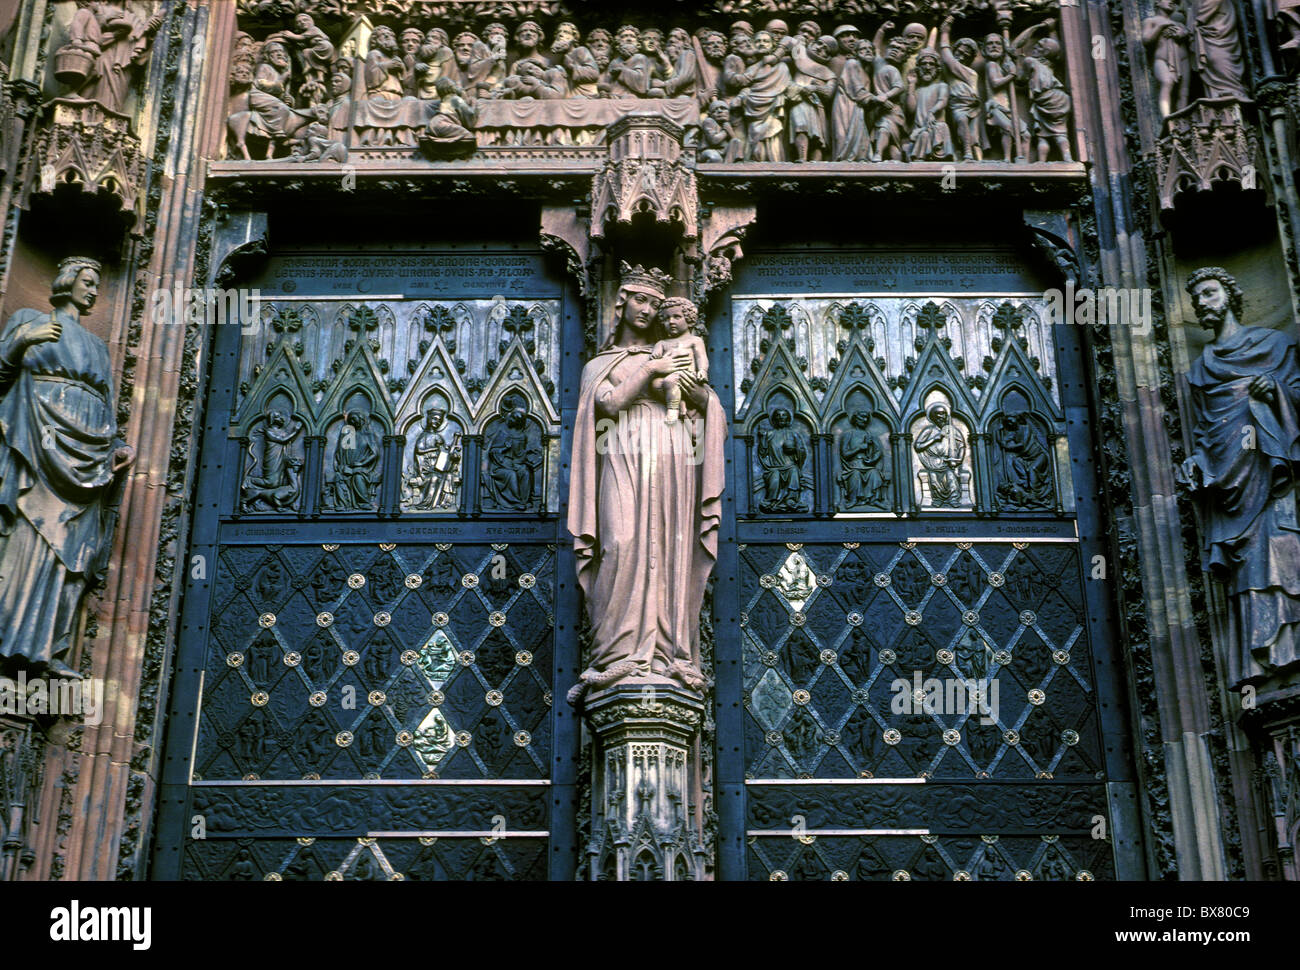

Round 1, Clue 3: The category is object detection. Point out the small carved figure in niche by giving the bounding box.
[243,393,305,513]
[830,36,873,162]
[420,76,477,155]
[993,394,1054,510]
[904,48,953,161]
[551,22,600,98]
[1011,21,1074,162]
[326,401,382,511]
[1190,0,1249,100]
[981,32,1028,161]
[53,0,159,114]
[1181,267,1300,685]
[663,27,700,99]
[939,20,984,161]
[757,407,812,513]
[1143,0,1192,120]
[914,401,967,507]
[699,98,743,162]
[403,401,462,511]
[786,33,836,162]
[651,298,709,424]
[838,409,890,510]
[290,115,348,162]
[867,28,908,162]
[273,12,335,105]
[0,258,134,676]
[485,395,542,510]
[737,30,792,161]
[606,26,659,98]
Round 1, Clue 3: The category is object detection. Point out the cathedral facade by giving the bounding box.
[0,0,1296,881]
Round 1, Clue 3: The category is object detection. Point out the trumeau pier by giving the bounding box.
[0,0,1297,886]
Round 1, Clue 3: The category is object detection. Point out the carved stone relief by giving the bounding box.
[222,10,1080,165]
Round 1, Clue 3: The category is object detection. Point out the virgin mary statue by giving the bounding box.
[567,265,726,701]
[0,258,134,675]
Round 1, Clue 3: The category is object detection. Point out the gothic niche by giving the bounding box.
[399,389,463,512]
[321,391,387,512]
[989,387,1056,511]
[751,391,815,514]
[832,388,893,512]
[909,390,974,510]
[481,389,544,512]
[221,10,1079,164]
[241,390,308,514]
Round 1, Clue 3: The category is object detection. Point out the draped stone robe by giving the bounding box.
[569,346,726,684]
[1187,325,1300,683]
[0,309,120,665]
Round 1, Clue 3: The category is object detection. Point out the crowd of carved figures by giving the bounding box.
[226,14,1082,161]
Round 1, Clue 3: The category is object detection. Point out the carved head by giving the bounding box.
[1031,36,1061,61]
[371,27,398,54]
[797,21,821,42]
[612,264,670,345]
[886,37,907,65]
[764,20,789,41]
[658,297,698,338]
[853,40,874,62]
[484,23,509,48]
[293,13,313,31]
[587,28,613,68]
[330,70,352,97]
[1186,266,1243,328]
[699,29,727,62]
[916,48,941,81]
[902,23,928,52]
[851,409,871,429]
[52,257,101,315]
[809,36,836,63]
[926,402,950,427]
[616,26,640,59]
[264,40,290,69]
[425,27,449,49]
[515,20,543,50]
[400,28,423,54]
[729,21,755,41]
[832,25,861,53]
[954,37,979,65]
[983,34,1005,59]
[707,98,731,124]
[230,61,254,88]
[732,32,755,59]
[425,404,447,429]
[770,407,793,429]
[453,32,478,64]
[641,28,664,54]
[551,22,579,54]
[667,27,690,57]
[753,31,776,57]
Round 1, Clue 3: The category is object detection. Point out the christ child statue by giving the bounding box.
[651,297,708,424]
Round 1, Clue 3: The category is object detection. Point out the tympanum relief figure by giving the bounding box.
[402,401,461,511]
[568,266,726,700]
[992,393,1055,510]
[1180,267,1300,685]
[837,408,891,511]
[914,400,969,508]
[483,393,543,511]
[325,400,382,511]
[0,258,135,676]
[756,406,812,513]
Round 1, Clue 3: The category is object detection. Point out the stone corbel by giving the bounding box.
[539,204,592,297]
[1152,98,1271,211]
[694,203,758,304]
[1022,209,1086,288]
[590,114,698,244]
[211,209,269,288]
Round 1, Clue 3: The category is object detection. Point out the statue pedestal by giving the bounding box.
[583,681,709,881]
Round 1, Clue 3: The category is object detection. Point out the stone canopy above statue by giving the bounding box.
[223,3,1080,165]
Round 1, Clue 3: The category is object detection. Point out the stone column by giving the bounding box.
[584,683,708,881]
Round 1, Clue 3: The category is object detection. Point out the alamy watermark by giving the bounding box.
[890,670,1000,725]
[149,283,261,332]
[1043,281,1151,332]
[594,409,707,465]
[0,672,103,724]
